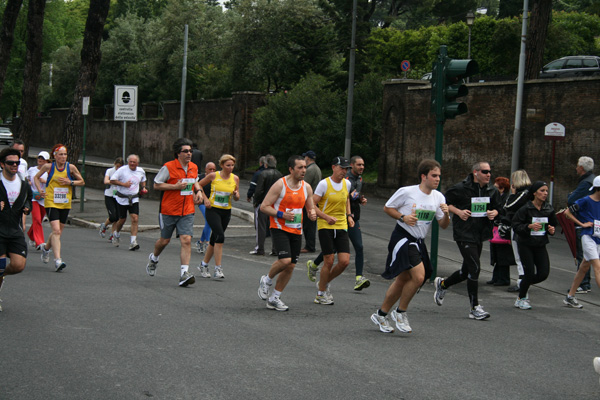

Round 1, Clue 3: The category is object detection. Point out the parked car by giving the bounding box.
[539,56,600,79]
[0,127,13,145]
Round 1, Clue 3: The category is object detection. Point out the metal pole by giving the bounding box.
[178,24,189,139]
[511,0,528,173]
[80,114,87,212]
[467,26,472,83]
[344,0,357,160]
[122,121,126,160]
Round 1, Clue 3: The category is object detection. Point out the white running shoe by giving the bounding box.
[40,244,50,264]
[306,260,318,282]
[179,271,196,287]
[258,275,271,300]
[391,310,412,333]
[129,241,140,251]
[99,223,106,238]
[514,297,532,310]
[434,277,446,306]
[371,312,394,333]
[197,264,210,278]
[195,241,203,254]
[214,266,225,279]
[563,295,583,309]
[314,293,334,305]
[112,235,120,247]
[469,304,491,319]
[593,357,600,375]
[55,258,66,272]
[146,254,158,277]
[266,297,289,311]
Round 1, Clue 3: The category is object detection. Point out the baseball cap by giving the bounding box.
[331,156,350,168]
[590,176,600,191]
[302,150,316,159]
[38,151,50,160]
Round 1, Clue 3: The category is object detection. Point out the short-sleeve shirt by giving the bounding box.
[385,185,446,239]
[104,166,120,197]
[111,166,147,206]
[574,195,600,244]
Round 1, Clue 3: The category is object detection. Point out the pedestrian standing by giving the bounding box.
[250,154,282,256]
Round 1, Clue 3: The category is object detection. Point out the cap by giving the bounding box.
[530,180,548,195]
[331,156,350,168]
[38,151,50,160]
[302,150,316,159]
[590,176,600,191]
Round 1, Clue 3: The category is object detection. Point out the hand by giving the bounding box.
[282,210,295,221]
[486,209,498,220]
[548,225,555,235]
[359,196,367,205]
[247,198,251,202]
[204,197,211,208]
[122,180,133,188]
[440,203,449,215]
[39,190,46,198]
[308,208,317,221]
[326,215,337,225]
[174,180,187,190]
[403,213,418,226]
[529,222,543,231]
[58,177,71,185]
[0,201,4,210]
[23,207,30,215]
[581,221,593,228]
[457,209,471,221]
[348,215,355,228]
[140,187,148,196]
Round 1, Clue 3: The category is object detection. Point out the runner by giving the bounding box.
[0,148,32,312]
[99,157,124,242]
[34,144,84,272]
[26,151,51,250]
[110,154,147,250]
[195,162,216,254]
[146,138,203,287]
[370,159,450,333]
[310,156,354,305]
[197,154,240,279]
[257,155,316,311]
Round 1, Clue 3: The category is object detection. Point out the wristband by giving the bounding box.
[277,211,284,219]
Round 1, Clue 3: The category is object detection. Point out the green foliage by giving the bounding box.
[39,45,82,111]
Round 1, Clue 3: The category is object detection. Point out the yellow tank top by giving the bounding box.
[209,171,236,210]
[45,162,72,209]
[317,177,348,230]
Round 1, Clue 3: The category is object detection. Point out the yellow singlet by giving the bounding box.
[209,171,236,210]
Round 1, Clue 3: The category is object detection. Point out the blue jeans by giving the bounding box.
[198,204,211,242]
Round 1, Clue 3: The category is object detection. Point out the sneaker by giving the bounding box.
[593,357,600,375]
[370,312,394,333]
[433,277,446,306]
[314,293,334,305]
[179,271,196,287]
[108,234,113,243]
[266,297,289,311]
[563,295,583,309]
[390,310,412,333]
[99,223,106,238]
[469,304,491,319]
[40,244,50,264]
[514,297,532,310]
[354,275,370,291]
[213,266,225,279]
[576,286,589,294]
[195,241,203,254]
[28,239,36,248]
[112,235,120,247]
[197,264,211,278]
[249,250,265,255]
[55,258,66,272]
[306,260,318,282]
[146,254,158,277]
[129,241,140,251]
[258,275,271,300]
[316,281,333,302]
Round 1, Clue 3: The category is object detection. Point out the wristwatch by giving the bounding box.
[399,215,405,223]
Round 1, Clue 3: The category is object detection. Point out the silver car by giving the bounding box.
[0,127,13,145]
[539,56,600,79]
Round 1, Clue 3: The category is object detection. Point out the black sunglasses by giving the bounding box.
[479,169,491,174]
[179,149,192,154]
[3,160,19,166]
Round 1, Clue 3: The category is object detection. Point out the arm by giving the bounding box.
[568,182,592,206]
[33,163,51,195]
[61,164,84,187]
[312,193,334,224]
[565,204,593,228]
[232,175,240,201]
[259,180,294,221]
[438,204,451,229]
[304,184,317,221]
[103,170,112,185]
[346,196,355,228]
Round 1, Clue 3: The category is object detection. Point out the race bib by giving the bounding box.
[593,220,600,238]
[214,191,231,207]
[180,178,195,196]
[284,208,302,229]
[531,217,548,236]
[54,187,69,204]
[113,189,117,196]
[416,208,435,225]
[471,197,490,217]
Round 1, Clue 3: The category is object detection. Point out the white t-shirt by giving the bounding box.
[104,166,120,197]
[385,185,446,239]
[18,158,27,176]
[110,166,147,205]
[314,178,351,197]
[27,166,47,206]
[1,173,22,206]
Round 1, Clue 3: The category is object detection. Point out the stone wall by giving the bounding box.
[379,77,600,207]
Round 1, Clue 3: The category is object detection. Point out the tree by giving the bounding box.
[15,0,46,155]
[525,0,552,79]
[62,0,111,165]
[0,0,23,104]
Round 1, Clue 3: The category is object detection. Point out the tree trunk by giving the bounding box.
[0,0,24,103]
[525,0,552,80]
[62,0,111,165]
[16,0,46,159]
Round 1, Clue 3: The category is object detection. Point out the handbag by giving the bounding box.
[490,226,511,244]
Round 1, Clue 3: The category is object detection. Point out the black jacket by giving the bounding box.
[346,170,363,221]
[253,168,283,207]
[501,186,530,225]
[512,200,557,247]
[0,173,32,238]
[445,173,502,243]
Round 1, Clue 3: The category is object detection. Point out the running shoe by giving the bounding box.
[390,310,412,333]
[28,239,36,248]
[514,297,532,310]
[563,295,583,309]
[316,281,333,302]
[146,254,158,277]
[99,223,106,238]
[108,234,113,243]
[112,235,120,247]
[469,305,491,319]
[40,244,50,264]
[594,357,600,375]
[129,241,140,251]
[179,271,196,287]
[576,286,589,294]
[433,277,446,306]
[214,266,225,279]
[258,275,271,300]
[314,293,334,305]
[306,260,318,282]
[266,297,289,311]
[197,264,210,278]
[195,241,203,254]
[370,312,394,333]
[354,275,370,291]
[55,258,66,272]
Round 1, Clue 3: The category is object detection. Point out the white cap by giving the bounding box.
[590,176,600,191]
[38,151,50,160]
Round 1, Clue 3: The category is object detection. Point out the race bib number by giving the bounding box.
[214,191,231,207]
[416,208,435,225]
[284,208,302,229]
[113,189,117,196]
[54,187,69,204]
[593,220,600,238]
[180,178,195,196]
[531,217,548,236]
[471,197,490,217]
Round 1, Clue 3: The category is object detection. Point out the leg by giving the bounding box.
[179,234,192,265]
[271,259,295,292]
[318,254,335,291]
[517,244,536,299]
[5,253,27,275]
[325,252,350,283]
[153,237,171,257]
[348,222,364,277]
[568,260,591,297]
[130,213,139,236]
[46,219,64,259]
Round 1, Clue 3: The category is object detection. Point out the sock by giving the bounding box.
[150,253,159,262]
[356,275,362,281]
[201,261,208,267]
[215,265,221,270]
[114,232,120,238]
[100,223,105,230]
[269,290,282,302]
[377,309,388,317]
[396,308,406,313]
[131,235,137,243]
[318,291,325,296]
[264,276,273,285]
[181,265,189,275]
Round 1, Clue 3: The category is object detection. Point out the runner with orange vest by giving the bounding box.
[257,155,316,311]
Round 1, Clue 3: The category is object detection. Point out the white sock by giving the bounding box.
[131,236,136,243]
[201,261,208,267]
[114,232,120,238]
[181,265,189,275]
[264,276,273,285]
[269,290,282,302]
[215,265,221,270]
[150,253,159,262]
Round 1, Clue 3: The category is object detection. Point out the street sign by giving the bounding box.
[114,85,138,121]
[544,122,565,141]
[82,97,89,116]
[401,60,410,72]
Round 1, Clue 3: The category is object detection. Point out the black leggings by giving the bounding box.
[444,241,482,308]
[104,196,119,223]
[205,207,231,245]
[517,243,550,299]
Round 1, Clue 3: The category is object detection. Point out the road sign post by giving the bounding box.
[544,122,566,205]
[114,85,138,160]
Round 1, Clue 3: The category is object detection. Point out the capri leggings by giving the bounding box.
[205,207,231,245]
[105,195,120,223]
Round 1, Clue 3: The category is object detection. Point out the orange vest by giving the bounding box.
[269,178,307,235]
[159,159,198,216]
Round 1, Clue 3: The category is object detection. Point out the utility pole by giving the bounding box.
[344,0,357,159]
[178,24,189,139]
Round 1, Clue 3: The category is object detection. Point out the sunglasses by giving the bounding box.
[3,160,19,166]
[479,170,491,174]
[179,149,192,154]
